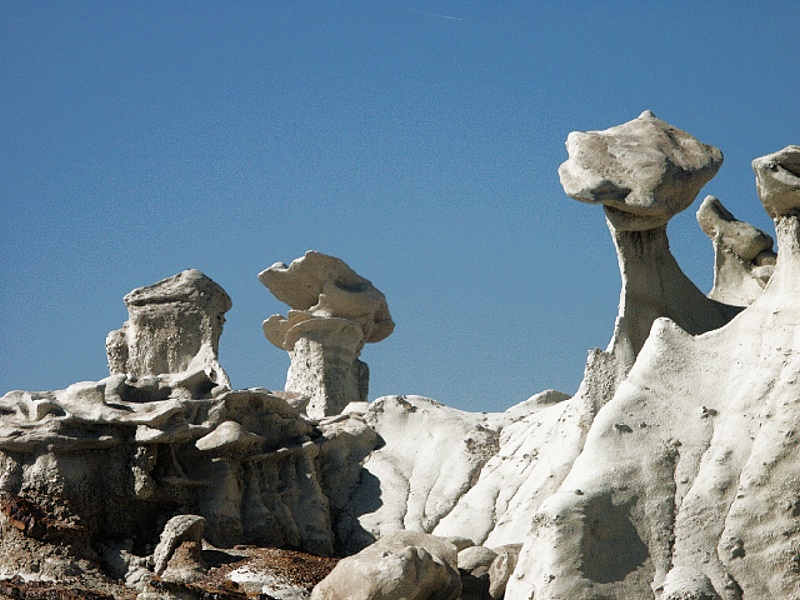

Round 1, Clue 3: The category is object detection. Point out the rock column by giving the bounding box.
[260,251,394,419]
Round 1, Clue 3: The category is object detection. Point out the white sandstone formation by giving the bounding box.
[0,272,380,589]
[506,145,800,598]
[1,116,798,600]
[260,251,394,419]
[559,110,737,377]
[106,269,232,388]
[696,195,776,306]
[311,530,461,600]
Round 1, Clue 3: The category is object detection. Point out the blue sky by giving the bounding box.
[2,1,799,412]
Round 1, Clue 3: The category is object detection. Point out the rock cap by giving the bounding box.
[753,145,800,219]
[259,251,394,343]
[559,110,723,230]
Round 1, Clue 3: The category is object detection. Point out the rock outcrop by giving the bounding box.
[106,269,232,388]
[260,251,394,419]
[1,114,798,600]
[696,195,776,306]
[0,272,379,592]
[506,143,800,599]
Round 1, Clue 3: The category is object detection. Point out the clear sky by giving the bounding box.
[2,1,799,413]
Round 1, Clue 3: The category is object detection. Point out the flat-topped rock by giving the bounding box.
[559,110,723,231]
[753,145,800,218]
[106,269,231,387]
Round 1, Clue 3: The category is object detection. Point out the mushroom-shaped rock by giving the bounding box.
[558,113,736,379]
[559,110,723,231]
[697,195,776,306]
[311,530,461,600]
[260,251,394,419]
[753,145,800,219]
[260,251,394,342]
[106,269,231,388]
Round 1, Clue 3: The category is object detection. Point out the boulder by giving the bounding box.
[311,531,461,600]
[753,145,800,219]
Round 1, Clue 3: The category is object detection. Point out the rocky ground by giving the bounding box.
[0,547,338,600]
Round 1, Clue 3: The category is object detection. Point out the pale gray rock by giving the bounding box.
[261,251,394,419]
[311,530,461,600]
[696,195,775,306]
[487,545,520,600]
[152,515,206,577]
[458,546,497,600]
[753,145,800,218]
[106,269,232,388]
[338,395,518,553]
[559,110,723,231]
[658,566,721,600]
[260,251,394,343]
[507,148,800,600]
[560,112,737,381]
[0,375,351,563]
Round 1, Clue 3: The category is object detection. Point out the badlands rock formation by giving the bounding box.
[107,269,233,388]
[696,195,776,306]
[260,251,395,419]
[0,114,797,600]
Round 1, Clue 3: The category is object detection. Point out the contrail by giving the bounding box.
[418,11,464,21]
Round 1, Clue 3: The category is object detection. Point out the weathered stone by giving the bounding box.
[487,545,520,600]
[753,145,800,219]
[106,269,232,388]
[559,110,723,231]
[259,251,393,343]
[658,567,721,600]
[458,546,497,600]
[152,515,206,577]
[697,195,775,305]
[559,113,737,382]
[311,531,461,600]
[261,252,394,419]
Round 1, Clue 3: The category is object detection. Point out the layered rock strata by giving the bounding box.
[260,251,394,419]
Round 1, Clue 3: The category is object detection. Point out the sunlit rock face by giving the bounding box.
[2,117,799,600]
[560,112,737,380]
[559,110,723,232]
[697,195,776,306]
[753,145,800,219]
[106,269,232,388]
[508,139,800,600]
[260,251,394,419]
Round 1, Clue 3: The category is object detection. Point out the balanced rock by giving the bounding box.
[753,145,800,218]
[311,530,461,600]
[559,112,736,380]
[559,110,723,231]
[106,269,232,388]
[260,251,394,419]
[696,195,775,306]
